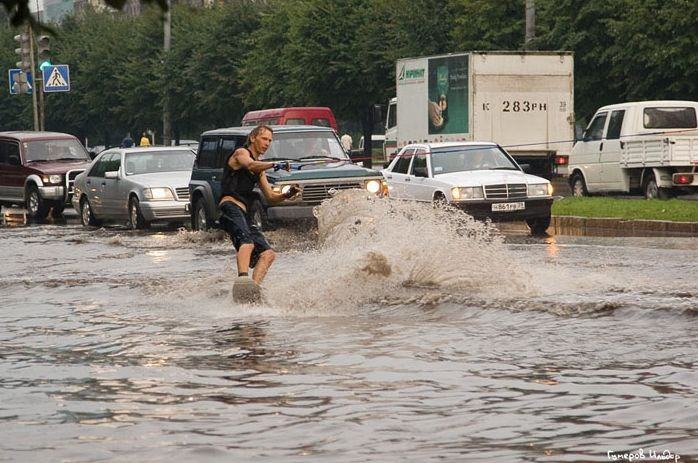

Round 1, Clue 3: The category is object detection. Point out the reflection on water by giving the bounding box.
[1,197,697,462]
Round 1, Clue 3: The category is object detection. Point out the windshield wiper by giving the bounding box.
[263,157,295,161]
[298,155,345,161]
[54,157,84,161]
[492,167,519,170]
[26,159,50,162]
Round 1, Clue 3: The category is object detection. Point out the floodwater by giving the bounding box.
[1,191,697,462]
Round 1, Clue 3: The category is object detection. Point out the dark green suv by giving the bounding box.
[189,125,386,230]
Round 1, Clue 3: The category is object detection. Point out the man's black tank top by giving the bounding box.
[220,147,259,210]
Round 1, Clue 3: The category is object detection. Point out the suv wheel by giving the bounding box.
[250,199,270,230]
[26,184,49,220]
[643,173,673,200]
[526,216,551,236]
[128,197,150,230]
[192,198,210,231]
[80,196,101,227]
[570,173,588,197]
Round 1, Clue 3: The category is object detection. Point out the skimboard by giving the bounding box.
[232,276,262,304]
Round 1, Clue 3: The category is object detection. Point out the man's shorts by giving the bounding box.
[218,201,272,268]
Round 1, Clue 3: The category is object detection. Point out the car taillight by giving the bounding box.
[673,174,693,185]
[554,155,569,165]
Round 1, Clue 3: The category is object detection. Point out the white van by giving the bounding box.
[568,101,698,199]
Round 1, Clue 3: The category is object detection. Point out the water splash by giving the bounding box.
[263,190,538,312]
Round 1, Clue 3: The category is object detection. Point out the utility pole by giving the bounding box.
[525,0,536,50]
[162,0,172,146]
[28,25,39,130]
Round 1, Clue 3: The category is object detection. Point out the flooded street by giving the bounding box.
[1,195,697,462]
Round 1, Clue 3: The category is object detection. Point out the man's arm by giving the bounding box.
[258,173,300,204]
[231,148,275,174]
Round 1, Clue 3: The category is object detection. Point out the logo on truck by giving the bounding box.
[398,64,425,83]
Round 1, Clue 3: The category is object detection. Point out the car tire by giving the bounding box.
[570,173,588,197]
[80,196,101,227]
[433,193,449,208]
[26,184,49,220]
[128,196,150,230]
[643,174,673,200]
[192,197,210,231]
[526,215,551,236]
[250,199,271,230]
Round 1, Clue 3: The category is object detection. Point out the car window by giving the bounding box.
[261,131,348,161]
[285,118,305,125]
[105,153,121,173]
[220,136,246,167]
[392,149,414,174]
[431,146,518,174]
[89,153,113,178]
[311,118,331,127]
[197,137,219,169]
[0,140,21,165]
[125,150,195,175]
[606,110,625,140]
[644,107,697,129]
[410,150,428,177]
[584,113,607,141]
[23,138,90,162]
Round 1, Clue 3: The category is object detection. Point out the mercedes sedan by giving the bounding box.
[382,142,556,235]
[72,147,195,229]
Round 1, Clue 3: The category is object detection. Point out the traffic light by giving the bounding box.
[37,35,52,71]
[14,33,31,73]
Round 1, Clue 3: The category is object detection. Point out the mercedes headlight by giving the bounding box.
[42,175,63,184]
[143,187,174,200]
[451,186,484,200]
[527,183,552,197]
[365,179,381,194]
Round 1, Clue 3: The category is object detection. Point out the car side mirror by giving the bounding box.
[348,149,364,164]
[414,166,428,178]
[8,155,21,166]
[574,123,584,143]
[105,171,119,179]
[519,163,532,173]
[88,151,98,160]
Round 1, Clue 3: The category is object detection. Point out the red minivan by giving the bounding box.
[241,107,338,131]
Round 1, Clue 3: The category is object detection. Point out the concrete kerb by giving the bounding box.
[550,216,698,237]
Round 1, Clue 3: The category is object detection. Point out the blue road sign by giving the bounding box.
[42,65,70,93]
[8,69,32,95]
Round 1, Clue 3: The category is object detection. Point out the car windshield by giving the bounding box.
[125,150,195,175]
[431,146,519,174]
[24,139,90,162]
[261,131,348,161]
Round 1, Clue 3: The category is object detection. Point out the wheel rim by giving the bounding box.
[573,179,584,197]
[196,205,206,229]
[129,202,138,229]
[81,201,91,225]
[28,191,39,214]
[646,180,658,199]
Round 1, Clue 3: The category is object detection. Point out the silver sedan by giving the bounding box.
[72,147,195,229]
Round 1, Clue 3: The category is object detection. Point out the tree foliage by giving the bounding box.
[1,0,697,140]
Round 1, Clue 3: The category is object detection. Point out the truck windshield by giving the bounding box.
[125,150,195,175]
[262,131,348,161]
[431,146,518,174]
[24,139,90,162]
[643,107,697,129]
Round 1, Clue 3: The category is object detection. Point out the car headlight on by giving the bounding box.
[143,187,174,200]
[42,175,63,184]
[527,183,552,197]
[365,179,381,194]
[451,186,484,201]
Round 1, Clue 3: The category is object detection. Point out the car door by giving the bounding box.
[577,112,608,191]
[599,109,626,190]
[383,148,414,199]
[407,148,431,201]
[84,152,110,214]
[192,136,222,200]
[101,152,123,217]
[0,139,23,202]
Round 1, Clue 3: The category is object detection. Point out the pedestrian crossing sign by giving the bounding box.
[42,65,70,93]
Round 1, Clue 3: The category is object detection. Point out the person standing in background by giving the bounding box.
[139,132,151,147]
[340,133,353,152]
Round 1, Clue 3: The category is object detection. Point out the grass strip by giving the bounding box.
[552,197,698,222]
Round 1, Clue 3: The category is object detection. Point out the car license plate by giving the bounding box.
[492,202,525,212]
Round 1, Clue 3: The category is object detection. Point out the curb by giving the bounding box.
[551,215,698,237]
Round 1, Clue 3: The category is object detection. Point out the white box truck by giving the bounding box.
[384,51,574,178]
[568,100,698,199]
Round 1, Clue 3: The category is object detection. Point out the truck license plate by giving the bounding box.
[492,202,525,212]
